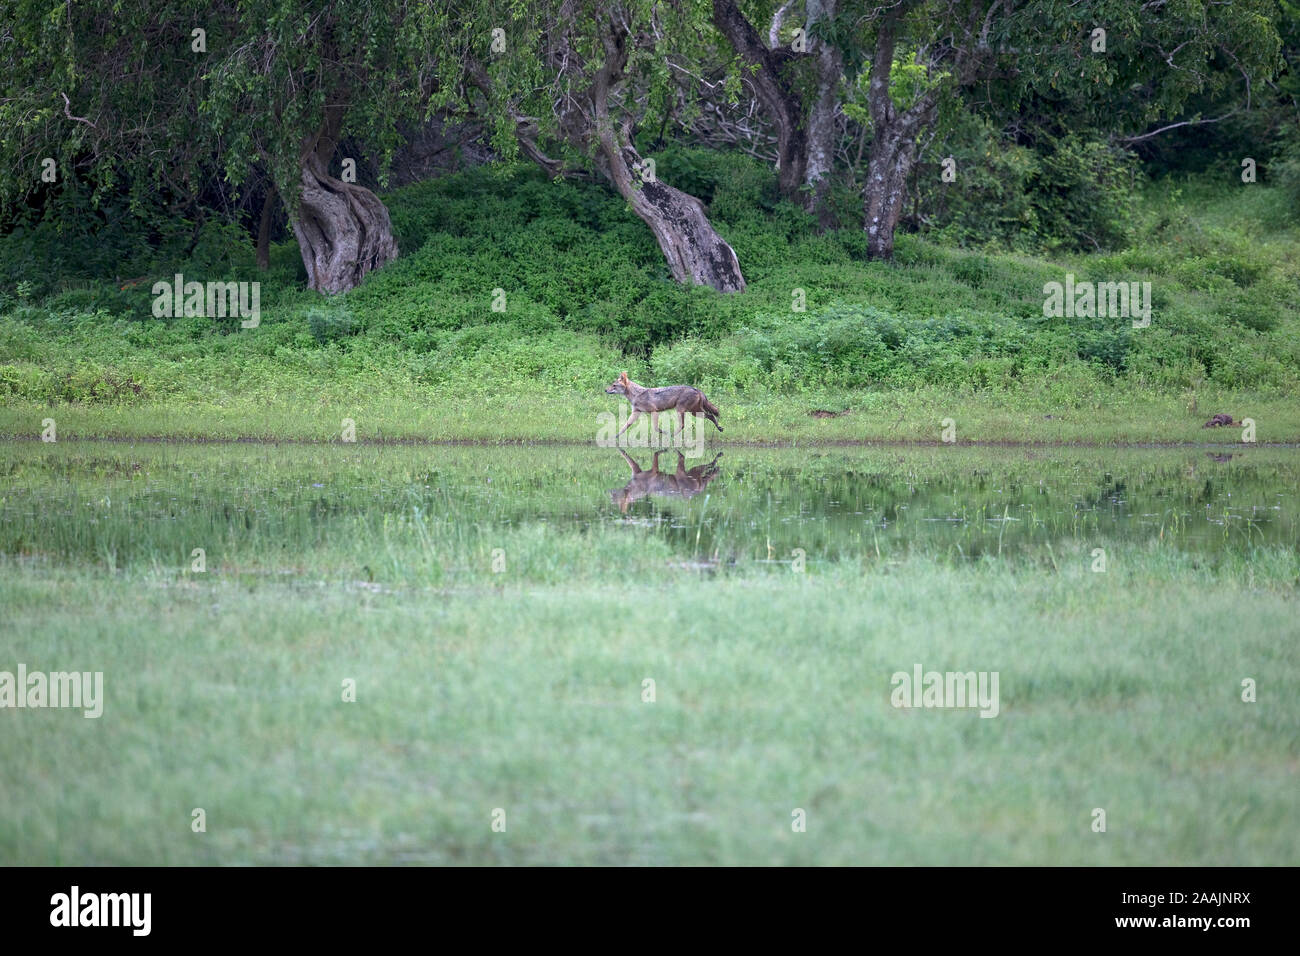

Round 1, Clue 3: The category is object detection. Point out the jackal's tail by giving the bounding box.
[701,395,723,431]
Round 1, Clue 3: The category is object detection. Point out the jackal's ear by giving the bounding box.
[619,371,629,382]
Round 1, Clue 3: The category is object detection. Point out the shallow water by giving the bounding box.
[1,442,1295,573]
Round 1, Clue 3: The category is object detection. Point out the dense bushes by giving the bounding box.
[651,302,1135,392]
[917,114,1140,253]
[0,154,1297,405]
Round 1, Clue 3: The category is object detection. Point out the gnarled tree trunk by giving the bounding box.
[290,104,398,294]
[712,0,807,200]
[803,0,841,229]
[863,126,921,260]
[606,139,746,292]
[862,11,936,260]
[592,15,745,292]
[713,0,843,228]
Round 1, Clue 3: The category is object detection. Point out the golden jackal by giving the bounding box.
[604,371,722,438]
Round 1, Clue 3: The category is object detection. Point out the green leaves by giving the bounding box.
[0,0,446,234]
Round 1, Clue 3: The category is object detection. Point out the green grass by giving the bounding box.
[1,384,1297,444]
[2,441,1297,864]
[1,162,1297,444]
[3,549,1297,865]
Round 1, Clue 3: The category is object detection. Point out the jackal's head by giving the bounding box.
[604,371,631,396]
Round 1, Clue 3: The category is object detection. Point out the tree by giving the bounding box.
[0,2,213,226]
[200,1,444,292]
[843,0,1284,259]
[464,0,746,292]
[711,0,844,225]
[710,1,1282,257]
[0,0,442,293]
[858,1,941,260]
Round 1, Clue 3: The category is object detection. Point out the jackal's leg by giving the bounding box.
[615,409,641,438]
[617,447,641,473]
[654,410,673,438]
[651,410,660,444]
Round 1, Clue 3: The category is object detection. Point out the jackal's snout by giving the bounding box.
[605,370,631,395]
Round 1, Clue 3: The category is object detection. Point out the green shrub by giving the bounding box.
[0,157,1294,403]
[919,112,1040,249]
[1030,134,1139,252]
[306,306,359,345]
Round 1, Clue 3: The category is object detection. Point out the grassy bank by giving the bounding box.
[3,548,1296,866]
[3,441,1297,864]
[1,387,1295,445]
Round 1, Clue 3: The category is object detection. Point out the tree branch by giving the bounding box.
[60,92,96,128]
[1117,109,1240,145]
